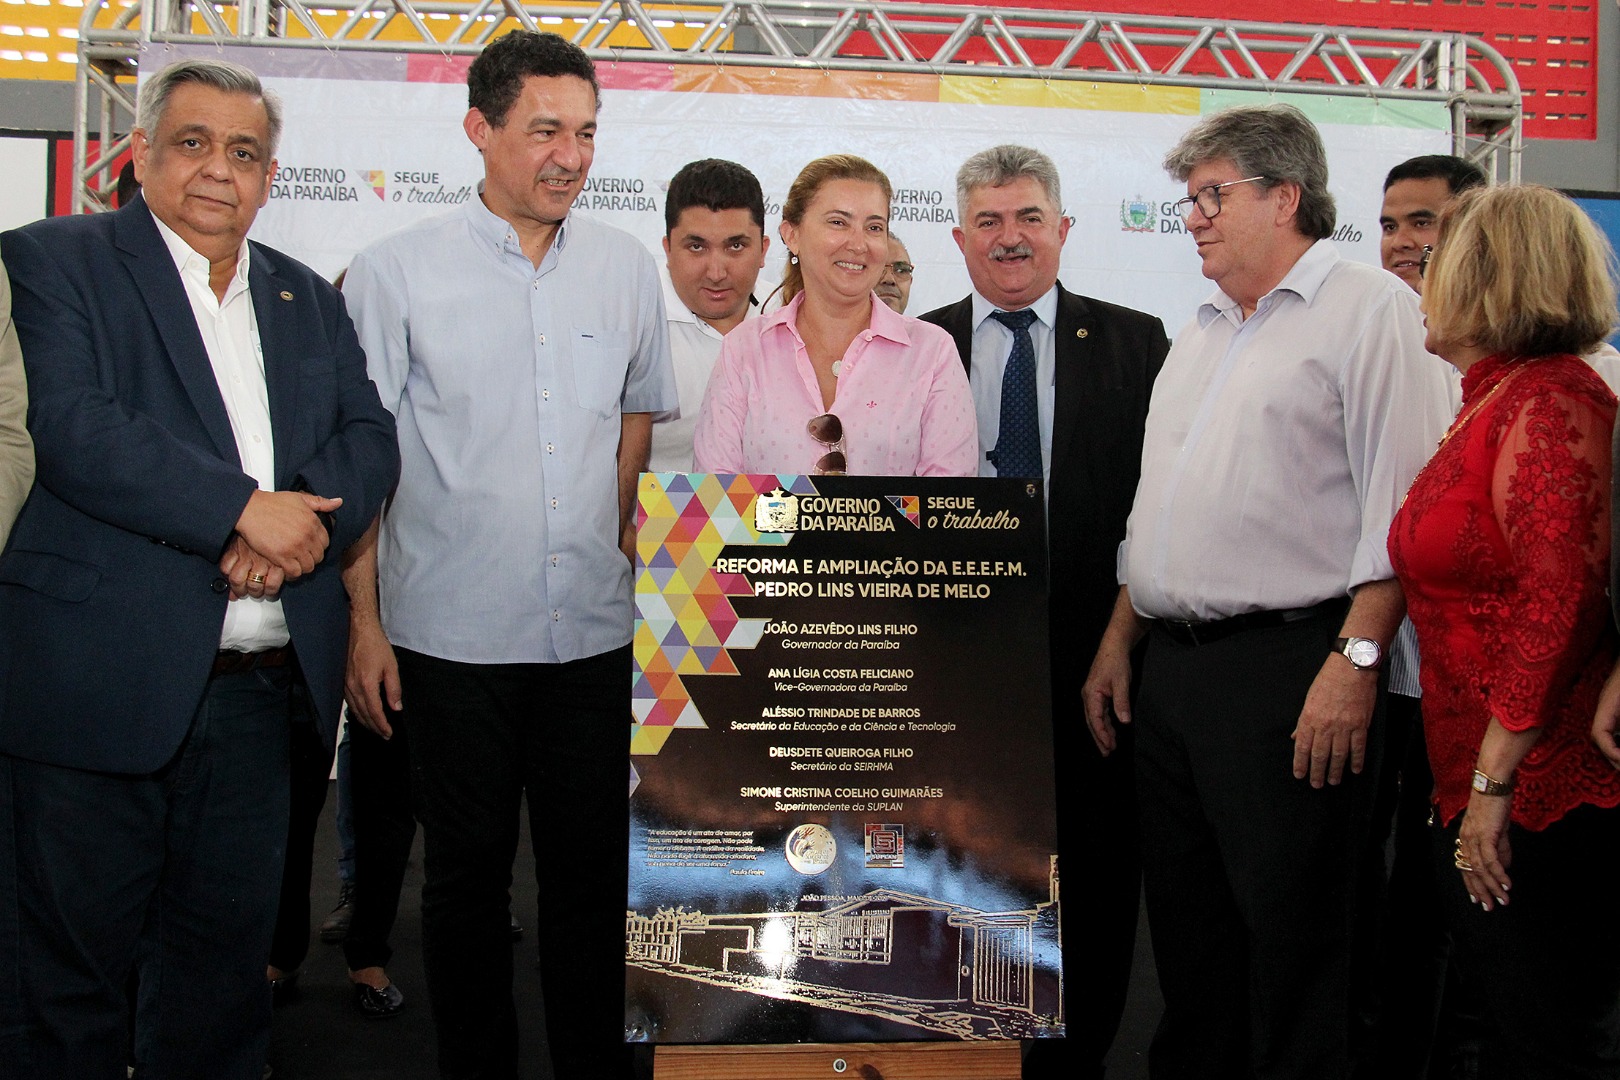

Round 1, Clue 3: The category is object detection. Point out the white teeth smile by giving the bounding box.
[834,261,865,271]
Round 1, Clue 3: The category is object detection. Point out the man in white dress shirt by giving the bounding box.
[1363,151,1489,1079]
[0,58,397,1078]
[1082,104,1444,1079]
[649,158,769,473]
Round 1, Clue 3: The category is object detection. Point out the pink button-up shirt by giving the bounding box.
[693,292,977,477]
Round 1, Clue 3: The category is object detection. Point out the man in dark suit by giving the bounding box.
[0,58,397,1080]
[920,144,1168,1080]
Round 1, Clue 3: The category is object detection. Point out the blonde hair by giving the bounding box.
[777,155,892,305]
[1424,184,1618,358]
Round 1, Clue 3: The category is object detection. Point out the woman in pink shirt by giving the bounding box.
[693,155,977,477]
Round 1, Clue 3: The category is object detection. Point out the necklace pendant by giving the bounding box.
[831,360,843,377]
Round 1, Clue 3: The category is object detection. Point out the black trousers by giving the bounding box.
[1135,608,1380,1080]
[0,666,299,1080]
[1023,706,1141,1080]
[268,715,334,974]
[398,645,632,1080]
[1434,802,1620,1080]
[1358,694,1487,1080]
[342,708,417,973]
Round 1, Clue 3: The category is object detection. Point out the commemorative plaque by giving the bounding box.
[626,474,1060,1045]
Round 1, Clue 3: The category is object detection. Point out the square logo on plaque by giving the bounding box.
[754,490,798,533]
[864,823,904,868]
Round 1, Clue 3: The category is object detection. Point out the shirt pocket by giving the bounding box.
[571,328,632,415]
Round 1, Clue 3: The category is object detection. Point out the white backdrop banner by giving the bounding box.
[143,42,1449,334]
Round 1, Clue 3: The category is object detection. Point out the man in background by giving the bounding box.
[1363,151,1487,1080]
[876,231,913,314]
[1379,154,1487,290]
[650,158,768,473]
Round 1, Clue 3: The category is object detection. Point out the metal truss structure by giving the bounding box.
[72,0,1522,211]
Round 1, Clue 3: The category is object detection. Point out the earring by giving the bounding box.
[789,253,799,265]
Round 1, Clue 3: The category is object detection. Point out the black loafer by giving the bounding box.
[352,980,405,1020]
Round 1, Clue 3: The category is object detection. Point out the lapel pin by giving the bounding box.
[1076,328,1089,339]
[279,290,294,301]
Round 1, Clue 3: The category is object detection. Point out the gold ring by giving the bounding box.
[249,573,267,585]
[1454,855,1475,872]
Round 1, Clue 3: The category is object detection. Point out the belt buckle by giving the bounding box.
[1165,619,1201,646]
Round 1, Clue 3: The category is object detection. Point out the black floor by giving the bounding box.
[267,785,1159,1079]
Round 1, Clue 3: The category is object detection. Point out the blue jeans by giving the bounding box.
[0,665,299,1080]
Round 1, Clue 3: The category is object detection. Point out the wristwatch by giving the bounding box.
[1471,768,1515,796]
[1335,636,1383,671]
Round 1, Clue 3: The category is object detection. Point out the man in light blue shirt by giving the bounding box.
[341,30,673,1080]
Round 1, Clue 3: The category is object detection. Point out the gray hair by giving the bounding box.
[955,145,1062,222]
[137,58,283,159]
[1162,103,1335,240]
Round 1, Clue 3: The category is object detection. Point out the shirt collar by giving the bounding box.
[763,290,914,347]
[151,212,251,291]
[464,180,571,261]
[1199,238,1339,328]
[969,283,1059,332]
[659,263,747,341]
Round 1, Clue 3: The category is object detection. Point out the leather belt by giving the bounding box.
[212,646,294,677]
[1154,598,1345,647]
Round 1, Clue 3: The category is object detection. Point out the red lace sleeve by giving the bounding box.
[1486,383,1614,732]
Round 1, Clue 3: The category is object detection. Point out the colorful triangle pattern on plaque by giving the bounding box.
[630,473,816,758]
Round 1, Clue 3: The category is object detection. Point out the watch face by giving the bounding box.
[1347,639,1380,668]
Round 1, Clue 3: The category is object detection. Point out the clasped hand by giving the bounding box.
[219,489,343,599]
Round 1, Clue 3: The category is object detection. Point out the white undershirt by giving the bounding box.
[153,215,289,651]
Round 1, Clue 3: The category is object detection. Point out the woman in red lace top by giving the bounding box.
[1388,183,1620,1077]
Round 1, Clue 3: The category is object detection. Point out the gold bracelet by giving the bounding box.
[1471,768,1515,796]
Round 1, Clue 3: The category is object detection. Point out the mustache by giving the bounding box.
[538,168,580,182]
[990,243,1034,260]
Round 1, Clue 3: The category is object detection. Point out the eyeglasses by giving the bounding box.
[884,261,915,277]
[807,413,846,475]
[1172,175,1269,220]
[1420,245,1433,279]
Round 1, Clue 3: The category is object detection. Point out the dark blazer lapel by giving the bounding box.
[1050,284,1096,480]
[114,199,242,467]
[943,298,974,377]
[248,246,301,486]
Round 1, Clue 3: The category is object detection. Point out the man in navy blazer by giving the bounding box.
[920,145,1167,1080]
[0,58,397,1079]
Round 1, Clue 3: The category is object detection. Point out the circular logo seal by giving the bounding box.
[783,823,836,876]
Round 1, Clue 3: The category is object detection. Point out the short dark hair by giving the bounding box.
[1382,154,1488,196]
[468,31,599,127]
[664,159,765,234]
